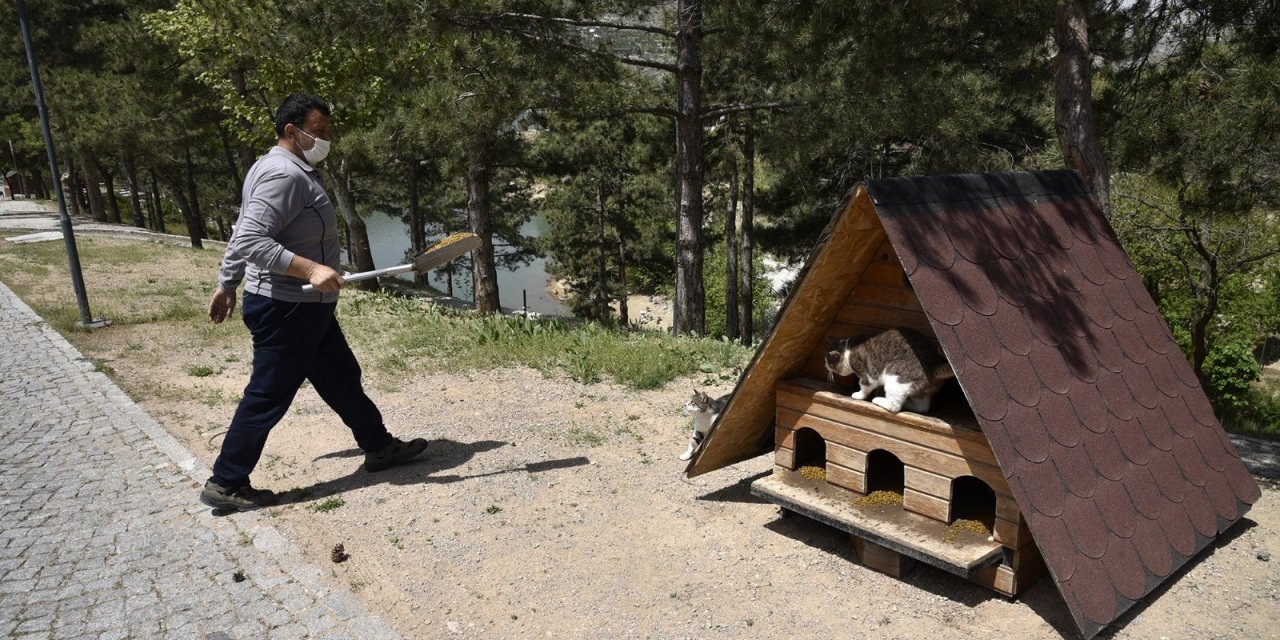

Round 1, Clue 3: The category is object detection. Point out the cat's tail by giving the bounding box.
[935,360,955,380]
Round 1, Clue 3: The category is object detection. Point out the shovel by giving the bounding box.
[301,231,481,292]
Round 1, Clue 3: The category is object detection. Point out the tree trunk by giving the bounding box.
[182,145,207,248]
[148,169,166,233]
[163,170,203,249]
[739,127,755,345]
[228,67,257,175]
[725,156,739,340]
[218,126,244,239]
[122,152,145,228]
[466,139,501,313]
[1053,0,1111,217]
[673,0,705,336]
[324,161,377,289]
[408,157,426,285]
[595,182,610,320]
[102,168,121,224]
[64,156,82,217]
[78,152,107,222]
[617,232,629,326]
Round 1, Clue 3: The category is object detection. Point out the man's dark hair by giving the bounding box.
[274,93,330,137]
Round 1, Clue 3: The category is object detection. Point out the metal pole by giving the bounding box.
[15,0,105,328]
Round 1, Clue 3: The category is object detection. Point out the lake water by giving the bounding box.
[359,210,567,316]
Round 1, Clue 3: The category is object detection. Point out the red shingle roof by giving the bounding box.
[868,171,1261,638]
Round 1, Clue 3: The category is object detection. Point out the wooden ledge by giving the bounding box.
[779,377,983,440]
[752,469,1003,578]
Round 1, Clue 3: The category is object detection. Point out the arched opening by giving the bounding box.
[792,427,827,468]
[950,476,996,531]
[864,449,905,494]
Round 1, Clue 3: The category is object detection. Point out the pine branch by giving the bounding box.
[700,101,799,119]
[494,12,675,38]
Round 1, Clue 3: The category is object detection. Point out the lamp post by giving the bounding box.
[15,0,107,329]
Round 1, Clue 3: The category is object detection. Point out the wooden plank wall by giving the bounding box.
[773,381,1029,551]
[804,237,933,381]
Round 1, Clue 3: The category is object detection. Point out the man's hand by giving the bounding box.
[305,264,345,292]
[209,286,237,324]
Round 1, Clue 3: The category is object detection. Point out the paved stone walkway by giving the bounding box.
[0,282,400,639]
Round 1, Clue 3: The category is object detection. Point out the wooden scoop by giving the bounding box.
[301,231,481,292]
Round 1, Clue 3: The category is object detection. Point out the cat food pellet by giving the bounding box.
[798,465,827,481]
[853,490,903,507]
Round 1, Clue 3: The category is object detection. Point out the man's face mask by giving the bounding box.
[295,127,331,165]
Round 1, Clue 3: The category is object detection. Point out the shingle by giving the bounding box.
[1112,415,1154,466]
[1125,276,1160,314]
[1098,371,1139,421]
[1145,354,1183,399]
[1102,277,1139,322]
[1123,366,1162,411]
[1180,485,1220,538]
[960,363,1008,421]
[948,204,1000,264]
[1172,436,1210,488]
[1062,495,1110,559]
[1131,515,1174,578]
[910,263,965,326]
[1080,287,1118,330]
[1088,325,1128,375]
[1039,391,1083,446]
[1202,471,1240,522]
[1160,499,1199,558]
[1082,428,1129,482]
[1026,509,1077,580]
[949,257,999,316]
[1103,536,1150,602]
[1097,234,1138,280]
[997,196,1055,257]
[1093,476,1139,538]
[1071,242,1110,287]
[985,257,1031,307]
[910,215,958,270]
[1166,348,1202,388]
[1163,400,1202,440]
[1112,319,1151,365]
[1029,340,1075,396]
[1136,411,1175,453]
[1065,556,1117,630]
[1012,456,1067,517]
[1068,383,1110,433]
[1121,465,1165,520]
[988,303,1035,356]
[1148,449,1189,503]
[1134,311,1174,355]
[1005,402,1050,462]
[951,309,1001,367]
[1050,440,1098,498]
[1037,196,1080,251]
[1182,390,1219,428]
[997,351,1043,408]
[1193,425,1231,472]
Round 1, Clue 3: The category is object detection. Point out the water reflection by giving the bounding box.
[356,210,567,316]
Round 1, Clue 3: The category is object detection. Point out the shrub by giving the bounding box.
[1203,341,1261,411]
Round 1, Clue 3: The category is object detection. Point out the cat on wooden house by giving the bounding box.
[825,327,953,413]
[679,389,729,460]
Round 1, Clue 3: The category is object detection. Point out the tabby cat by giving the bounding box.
[680,389,730,461]
[824,328,953,413]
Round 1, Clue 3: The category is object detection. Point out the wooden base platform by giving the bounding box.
[752,469,1003,579]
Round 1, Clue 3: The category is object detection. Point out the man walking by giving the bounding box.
[202,93,427,512]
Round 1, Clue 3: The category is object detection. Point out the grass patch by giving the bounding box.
[309,497,346,513]
[0,236,757,392]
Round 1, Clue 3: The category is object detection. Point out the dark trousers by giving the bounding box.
[210,293,391,488]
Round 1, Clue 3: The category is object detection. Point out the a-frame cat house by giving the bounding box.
[686,171,1261,639]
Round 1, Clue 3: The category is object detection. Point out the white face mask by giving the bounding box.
[295,128,331,165]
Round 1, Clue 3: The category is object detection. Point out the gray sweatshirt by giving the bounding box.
[217,147,341,303]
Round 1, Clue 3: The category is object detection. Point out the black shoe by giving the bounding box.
[200,481,279,512]
[365,437,429,472]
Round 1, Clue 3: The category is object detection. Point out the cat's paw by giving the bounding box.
[851,390,870,400]
[871,396,903,412]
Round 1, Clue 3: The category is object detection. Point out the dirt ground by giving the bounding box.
[2,230,1278,639]
[142,370,1280,640]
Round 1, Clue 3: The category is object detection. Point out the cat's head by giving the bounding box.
[825,337,856,377]
[685,389,713,414]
